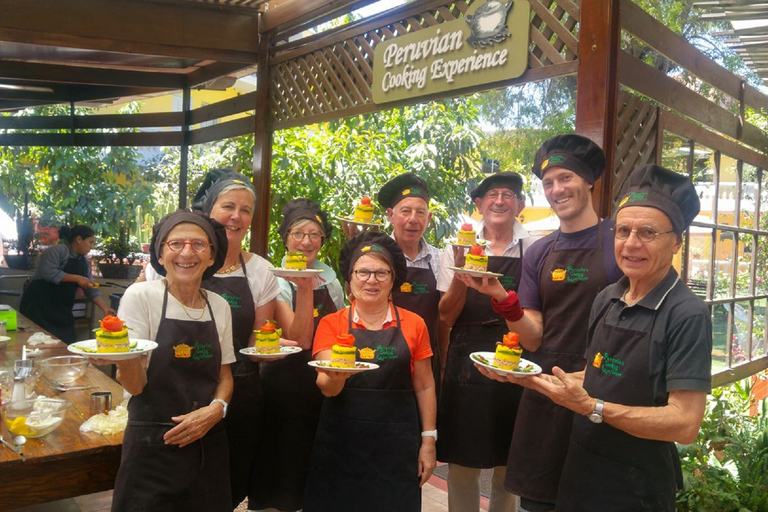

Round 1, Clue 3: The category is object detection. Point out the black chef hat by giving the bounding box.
[277,198,333,246]
[192,168,256,214]
[377,172,431,209]
[470,171,524,200]
[150,210,228,281]
[532,134,606,184]
[616,164,700,235]
[339,232,408,288]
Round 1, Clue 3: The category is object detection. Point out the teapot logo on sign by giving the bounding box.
[373,0,529,104]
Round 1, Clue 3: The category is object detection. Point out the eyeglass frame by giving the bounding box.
[352,269,393,282]
[162,240,213,253]
[289,231,324,242]
[611,225,676,243]
[484,189,518,201]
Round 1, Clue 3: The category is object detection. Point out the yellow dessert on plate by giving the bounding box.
[285,252,308,270]
[330,334,356,368]
[95,315,130,353]
[254,321,282,354]
[493,331,523,371]
[463,244,488,272]
[352,197,374,223]
[457,222,476,246]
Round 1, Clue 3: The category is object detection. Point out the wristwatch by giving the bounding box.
[421,430,438,441]
[588,399,604,424]
[210,398,228,418]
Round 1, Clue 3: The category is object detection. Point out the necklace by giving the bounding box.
[217,261,239,274]
[179,294,207,321]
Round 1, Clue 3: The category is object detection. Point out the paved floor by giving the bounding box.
[7,464,492,512]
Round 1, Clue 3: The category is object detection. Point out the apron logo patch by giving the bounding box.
[173,343,193,358]
[220,292,242,310]
[551,266,589,283]
[592,352,603,368]
[375,345,398,361]
[192,343,214,361]
[359,347,377,360]
[499,274,517,290]
[400,281,430,294]
[313,304,326,318]
[597,352,625,377]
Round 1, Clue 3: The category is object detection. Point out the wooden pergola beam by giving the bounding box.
[260,0,374,35]
[0,0,260,62]
[0,61,187,90]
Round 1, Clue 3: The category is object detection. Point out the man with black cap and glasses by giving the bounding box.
[479,164,711,511]
[436,163,533,511]
[377,172,443,393]
[463,134,623,512]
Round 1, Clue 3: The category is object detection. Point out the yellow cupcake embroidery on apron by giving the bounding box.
[359,347,377,360]
[400,282,413,293]
[551,268,567,281]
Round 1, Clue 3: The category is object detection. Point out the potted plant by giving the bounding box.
[97,228,142,280]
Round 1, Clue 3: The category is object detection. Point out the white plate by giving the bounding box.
[239,346,303,359]
[307,360,380,372]
[68,339,159,361]
[446,237,488,247]
[0,335,10,348]
[449,266,503,278]
[267,267,324,278]
[470,351,541,378]
[335,215,381,228]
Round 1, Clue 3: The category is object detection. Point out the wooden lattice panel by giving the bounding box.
[612,88,660,208]
[270,0,580,128]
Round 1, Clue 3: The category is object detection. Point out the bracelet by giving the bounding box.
[491,290,524,322]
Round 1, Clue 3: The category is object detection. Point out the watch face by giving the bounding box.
[588,412,603,424]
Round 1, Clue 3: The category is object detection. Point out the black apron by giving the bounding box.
[20,248,87,344]
[304,304,422,512]
[392,261,441,396]
[506,222,610,503]
[250,284,338,510]
[437,250,524,468]
[200,254,259,508]
[112,284,230,512]
[556,305,680,512]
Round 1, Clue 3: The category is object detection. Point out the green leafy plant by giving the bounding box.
[98,230,140,265]
[677,375,768,511]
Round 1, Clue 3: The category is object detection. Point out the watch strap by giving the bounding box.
[421,429,438,441]
[210,398,228,418]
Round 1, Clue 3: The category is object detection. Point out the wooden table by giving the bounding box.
[0,316,124,510]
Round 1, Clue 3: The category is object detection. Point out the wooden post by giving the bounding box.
[251,30,273,257]
[575,0,621,218]
[179,87,191,209]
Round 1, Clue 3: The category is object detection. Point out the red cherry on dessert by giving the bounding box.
[461,222,473,231]
[469,243,483,256]
[361,197,372,205]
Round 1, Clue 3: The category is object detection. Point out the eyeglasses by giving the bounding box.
[290,231,323,242]
[612,226,675,243]
[485,191,517,201]
[163,240,212,252]
[353,269,392,282]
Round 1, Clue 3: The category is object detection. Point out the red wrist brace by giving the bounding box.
[491,290,524,322]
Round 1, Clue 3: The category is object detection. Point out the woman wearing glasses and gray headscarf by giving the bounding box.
[250,198,345,512]
[111,210,234,511]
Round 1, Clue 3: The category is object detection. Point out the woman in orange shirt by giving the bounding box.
[304,232,436,512]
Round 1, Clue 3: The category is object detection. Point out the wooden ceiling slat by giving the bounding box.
[0,61,185,89]
[0,0,260,62]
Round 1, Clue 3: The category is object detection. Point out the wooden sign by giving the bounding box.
[373,0,530,104]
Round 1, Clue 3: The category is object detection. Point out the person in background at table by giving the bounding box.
[250,198,345,512]
[304,232,436,512]
[478,164,711,511]
[19,225,114,344]
[0,234,6,267]
[436,167,532,512]
[465,134,622,512]
[376,172,443,396]
[110,210,234,512]
[142,168,281,509]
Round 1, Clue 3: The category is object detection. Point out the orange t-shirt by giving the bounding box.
[313,302,433,376]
